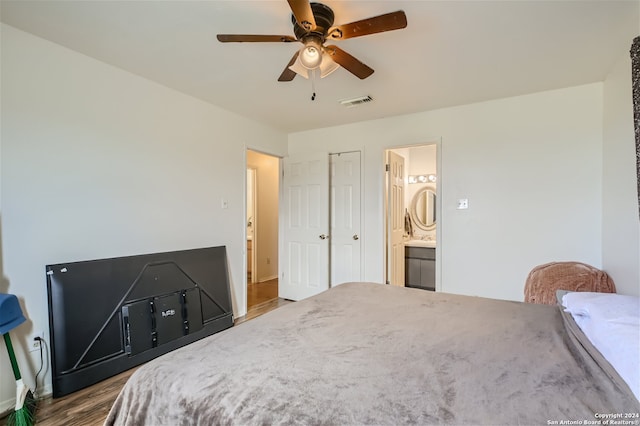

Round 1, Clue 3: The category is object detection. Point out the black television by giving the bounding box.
[46,246,234,397]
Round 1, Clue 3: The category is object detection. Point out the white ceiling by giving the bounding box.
[1,1,638,133]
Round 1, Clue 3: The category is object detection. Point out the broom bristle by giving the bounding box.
[7,390,36,426]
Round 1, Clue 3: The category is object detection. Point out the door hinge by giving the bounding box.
[385,164,390,172]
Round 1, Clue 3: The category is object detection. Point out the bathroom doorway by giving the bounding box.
[246,150,280,311]
[384,143,440,290]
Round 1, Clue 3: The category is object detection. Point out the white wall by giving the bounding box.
[0,24,287,409]
[289,83,604,302]
[602,49,640,296]
[0,24,10,413]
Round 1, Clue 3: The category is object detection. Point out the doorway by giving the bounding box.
[384,144,439,288]
[246,150,280,311]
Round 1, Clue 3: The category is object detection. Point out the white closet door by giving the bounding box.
[280,152,330,301]
[330,152,361,286]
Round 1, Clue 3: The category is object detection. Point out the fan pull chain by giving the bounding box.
[311,68,317,101]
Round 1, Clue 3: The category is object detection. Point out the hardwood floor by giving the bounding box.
[34,368,139,426]
[3,296,291,426]
[235,297,291,325]
[246,278,279,310]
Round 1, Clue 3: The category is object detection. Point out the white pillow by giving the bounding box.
[562,292,640,401]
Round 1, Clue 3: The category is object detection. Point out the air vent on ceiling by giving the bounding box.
[339,95,373,108]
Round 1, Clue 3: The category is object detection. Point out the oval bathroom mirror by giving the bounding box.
[411,186,436,230]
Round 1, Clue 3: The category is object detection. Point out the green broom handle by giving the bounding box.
[3,333,22,381]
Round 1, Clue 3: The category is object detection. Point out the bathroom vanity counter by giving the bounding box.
[405,244,435,291]
[404,239,436,248]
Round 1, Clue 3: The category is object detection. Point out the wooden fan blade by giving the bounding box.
[217,34,297,43]
[328,11,407,40]
[287,0,316,31]
[278,51,300,82]
[325,45,374,79]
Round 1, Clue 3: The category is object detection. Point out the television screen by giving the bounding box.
[46,246,233,397]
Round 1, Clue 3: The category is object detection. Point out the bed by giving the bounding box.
[105,282,640,425]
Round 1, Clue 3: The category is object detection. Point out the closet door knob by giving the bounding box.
[319,234,329,240]
[353,234,359,240]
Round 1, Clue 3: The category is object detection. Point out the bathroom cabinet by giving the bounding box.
[405,246,435,291]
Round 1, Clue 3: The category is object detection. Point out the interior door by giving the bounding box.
[280,152,330,301]
[330,152,361,286]
[387,151,405,286]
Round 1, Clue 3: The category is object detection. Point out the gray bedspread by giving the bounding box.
[105,282,640,425]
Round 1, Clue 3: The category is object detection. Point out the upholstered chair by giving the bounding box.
[524,261,616,305]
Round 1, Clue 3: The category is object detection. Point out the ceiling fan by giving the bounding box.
[217,0,407,81]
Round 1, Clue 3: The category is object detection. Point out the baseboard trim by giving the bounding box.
[0,399,13,419]
[36,384,53,400]
[258,275,277,283]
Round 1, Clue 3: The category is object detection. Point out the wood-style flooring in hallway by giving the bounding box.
[247,277,278,310]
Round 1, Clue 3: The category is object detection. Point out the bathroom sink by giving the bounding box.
[405,239,436,248]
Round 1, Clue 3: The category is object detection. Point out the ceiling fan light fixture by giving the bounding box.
[289,51,340,79]
[319,53,339,78]
[288,57,310,79]
[299,39,323,69]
